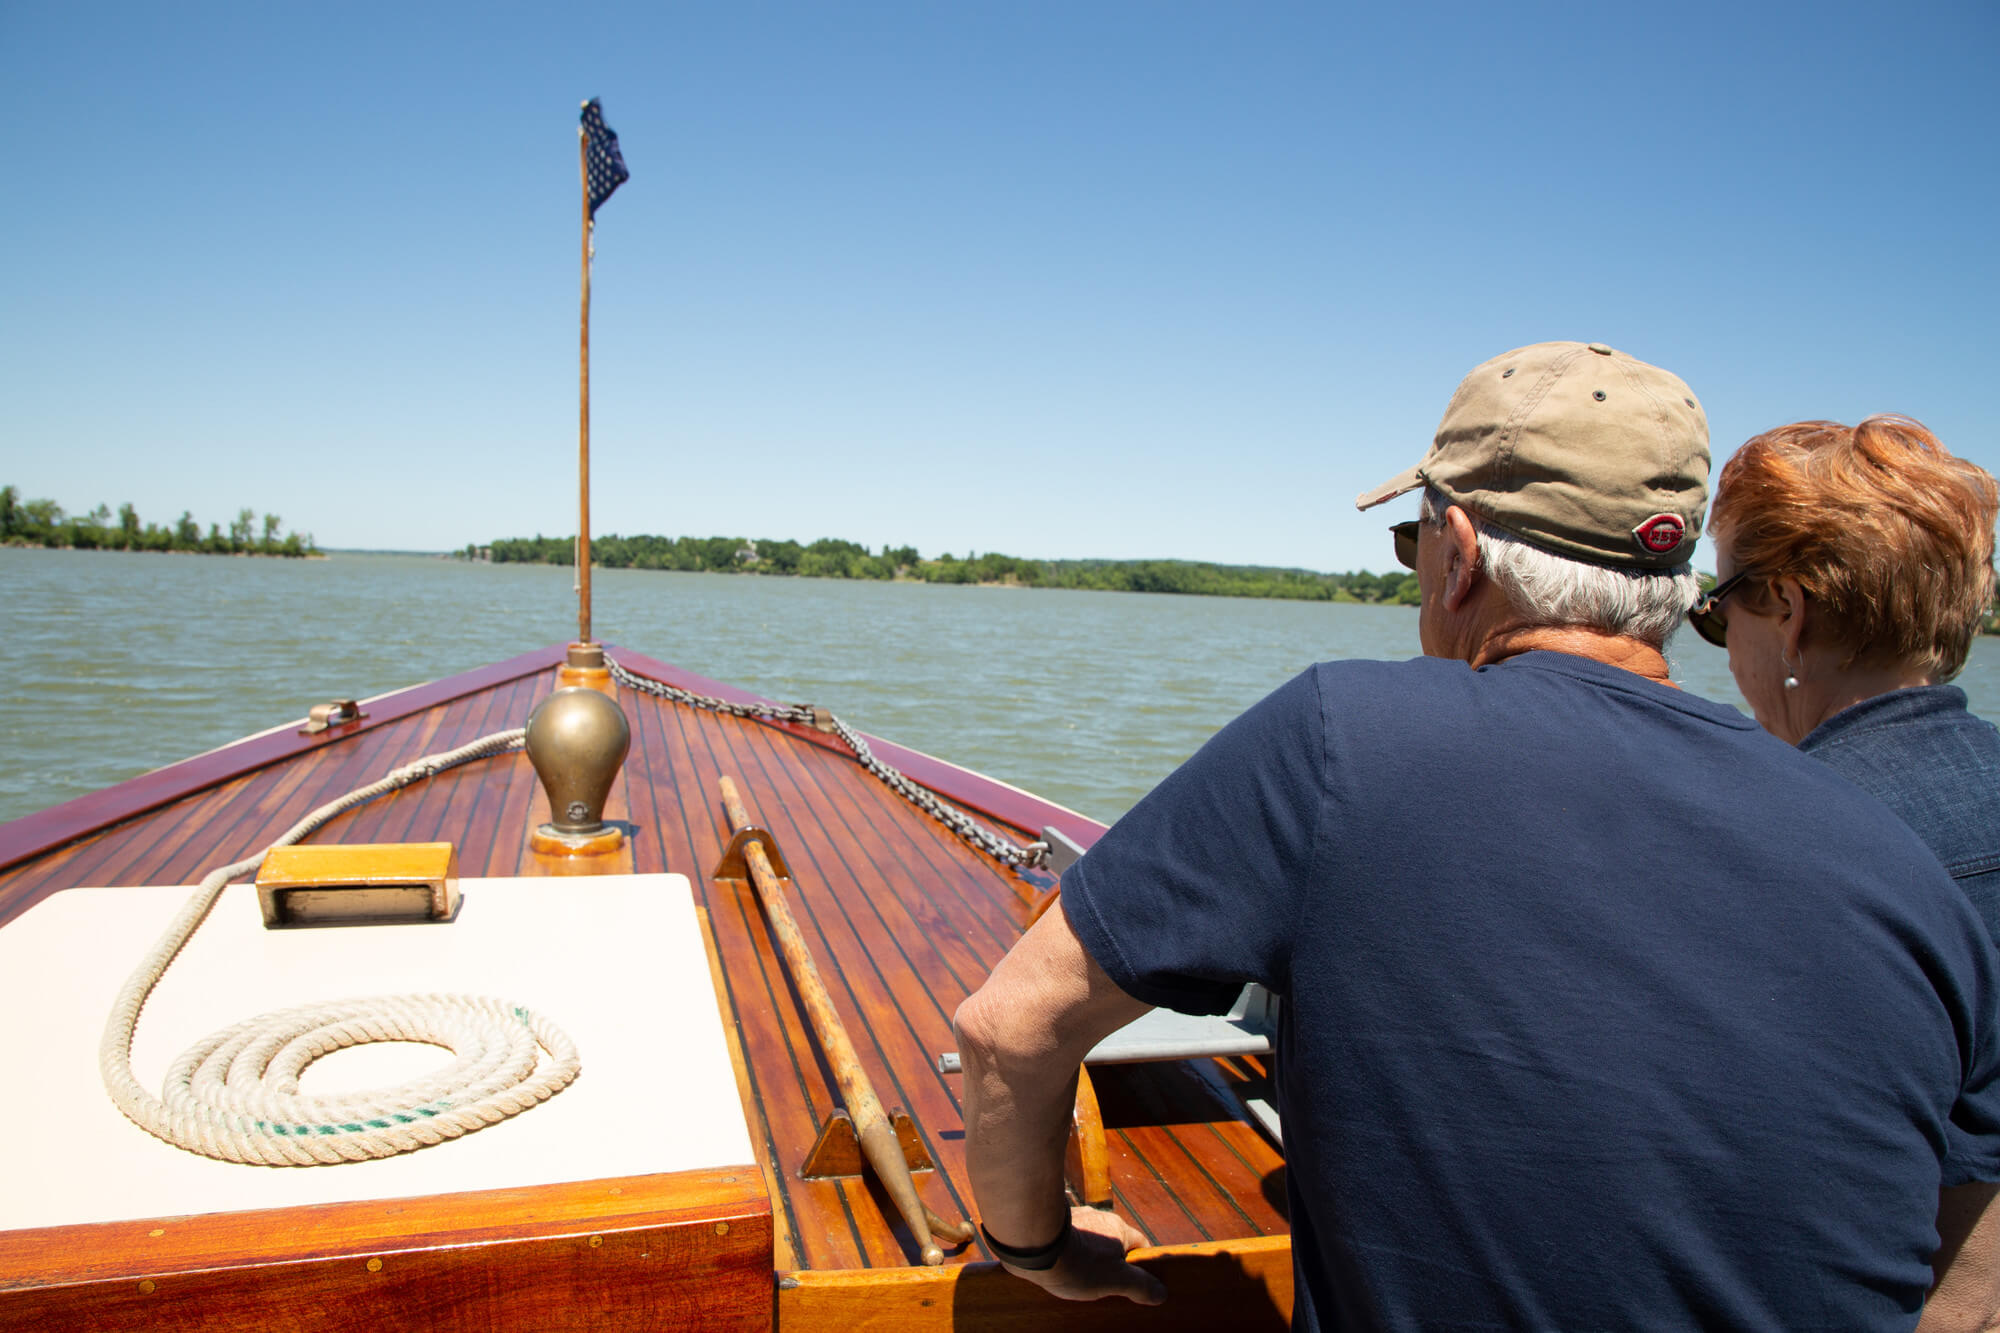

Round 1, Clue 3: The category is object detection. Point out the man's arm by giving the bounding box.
[953,899,1165,1304]
[1919,1182,2000,1332]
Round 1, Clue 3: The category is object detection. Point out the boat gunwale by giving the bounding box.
[0,642,1107,884]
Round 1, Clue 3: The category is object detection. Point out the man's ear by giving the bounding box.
[1441,506,1483,612]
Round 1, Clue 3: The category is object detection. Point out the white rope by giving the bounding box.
[98,729,584,1166]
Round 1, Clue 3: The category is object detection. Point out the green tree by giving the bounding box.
[0,485,16,539]
[261,513,282,552]
[19,497,63,543]
[118,502,141,549]
[174,511,200,547]
[71,503,112,550]
[760,539,803,574]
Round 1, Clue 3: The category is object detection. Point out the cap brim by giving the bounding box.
[1354,463,1426,512]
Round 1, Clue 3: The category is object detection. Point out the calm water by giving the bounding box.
[4,547,1997,829]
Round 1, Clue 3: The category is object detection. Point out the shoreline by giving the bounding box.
[471,536,1426,608]
[0,541,325,560]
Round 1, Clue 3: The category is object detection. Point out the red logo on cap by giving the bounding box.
[1633,514,1687,554]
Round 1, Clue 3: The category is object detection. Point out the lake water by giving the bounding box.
[3,547,1997,829]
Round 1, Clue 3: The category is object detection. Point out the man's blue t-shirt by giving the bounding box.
[1062,652,2000,1331]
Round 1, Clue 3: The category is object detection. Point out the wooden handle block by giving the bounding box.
[255,842,459,927]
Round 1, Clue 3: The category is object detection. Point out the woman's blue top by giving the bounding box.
[1801,684,2000,946]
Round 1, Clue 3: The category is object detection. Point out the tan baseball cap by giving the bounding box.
[1355,341,1710,568]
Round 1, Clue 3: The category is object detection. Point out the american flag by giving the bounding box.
[581,98,629,219]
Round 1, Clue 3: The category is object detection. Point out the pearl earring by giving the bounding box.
[1782,650,1801,691]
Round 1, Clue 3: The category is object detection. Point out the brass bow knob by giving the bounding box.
[525,686,631,838]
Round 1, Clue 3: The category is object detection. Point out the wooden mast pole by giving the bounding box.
[576,123,594,648]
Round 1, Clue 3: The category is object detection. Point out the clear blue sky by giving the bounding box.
[3,2,1994,574]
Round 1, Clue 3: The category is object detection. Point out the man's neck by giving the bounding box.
[1466,624,1676,687]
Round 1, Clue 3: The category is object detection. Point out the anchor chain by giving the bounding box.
[605,658,1049,871]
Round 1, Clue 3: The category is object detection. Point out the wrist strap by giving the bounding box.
[980,1215,1073,1271]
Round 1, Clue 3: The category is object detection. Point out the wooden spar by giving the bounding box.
[715,775,975,1266]
[576,121,594,647]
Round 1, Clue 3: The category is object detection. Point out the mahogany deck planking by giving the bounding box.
[0,654,1287,1280]
[725,720,988,1261]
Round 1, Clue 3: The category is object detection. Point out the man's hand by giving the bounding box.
[999,1205,1167,1305]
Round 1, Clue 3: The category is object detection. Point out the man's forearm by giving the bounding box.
[955,900,1144,1250]
[1919,1182,2000,1333]
[958,1019,1080,1250]
[952,901,1163,1304]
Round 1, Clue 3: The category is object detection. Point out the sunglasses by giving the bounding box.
[1686,570,1755,648]
[1390,520,1421,571]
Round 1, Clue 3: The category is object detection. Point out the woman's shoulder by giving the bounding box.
[1801,686,2000,879]
[1801,685,1998,760]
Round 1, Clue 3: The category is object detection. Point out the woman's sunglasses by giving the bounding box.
[1686,570,1755,648]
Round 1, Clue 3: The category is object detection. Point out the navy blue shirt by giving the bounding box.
[1063,652,2000,1332]
[1800,684,2000,948]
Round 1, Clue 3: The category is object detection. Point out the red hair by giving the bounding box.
[1710,416,1998,679]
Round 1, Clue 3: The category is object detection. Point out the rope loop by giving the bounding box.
[100,728,584,1166]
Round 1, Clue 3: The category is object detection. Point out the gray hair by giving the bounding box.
[1420,487,1699,648]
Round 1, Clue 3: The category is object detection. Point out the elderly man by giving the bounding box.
[954,342,2000,1329]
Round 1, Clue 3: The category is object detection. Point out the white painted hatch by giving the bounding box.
[0,873,754,1231]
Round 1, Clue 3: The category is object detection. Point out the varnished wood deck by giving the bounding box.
[0,644,1288,1282]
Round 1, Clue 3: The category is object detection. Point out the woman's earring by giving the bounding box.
[1782,650,1801,691]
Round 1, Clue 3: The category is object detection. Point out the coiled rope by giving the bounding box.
[605,656,1051,870]
[99,728,583,1166]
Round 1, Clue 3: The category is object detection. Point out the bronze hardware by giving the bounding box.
[524,686,630,847]
[302,699,365,735]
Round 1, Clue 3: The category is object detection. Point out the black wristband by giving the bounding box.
[980,1215,1073,1271]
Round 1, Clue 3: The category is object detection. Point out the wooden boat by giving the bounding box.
[0,638,1292,1330]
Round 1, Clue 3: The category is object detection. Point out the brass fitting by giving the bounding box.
[525,686,631,847]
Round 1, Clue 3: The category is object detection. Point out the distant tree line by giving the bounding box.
[475,533,1423,605]
[0,485,317,557]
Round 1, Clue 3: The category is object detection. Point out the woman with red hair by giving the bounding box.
[1692,415,2000,942]
[1694,416,2000,1325]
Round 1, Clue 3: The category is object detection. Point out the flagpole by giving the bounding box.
[577,123,594,649]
